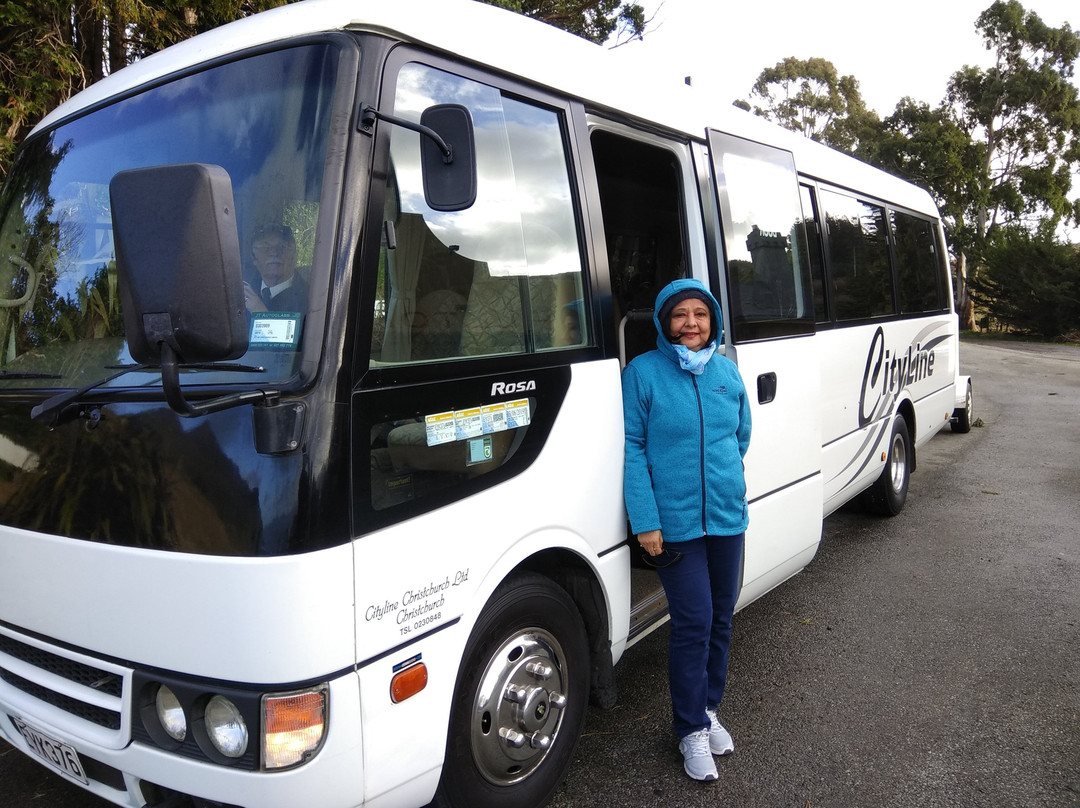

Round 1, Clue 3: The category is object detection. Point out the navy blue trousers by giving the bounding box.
[655,533,744,739]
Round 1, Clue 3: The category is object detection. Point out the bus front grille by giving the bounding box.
[0,630,125,733]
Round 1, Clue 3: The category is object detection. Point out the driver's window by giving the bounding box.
[369,63,587,367]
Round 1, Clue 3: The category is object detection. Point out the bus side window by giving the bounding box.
[890,209,946,314]
[708,131,815,342]
[369,410,527,511]
[799,184,829,324]
[820,190,895,321]
[369,63,587,368]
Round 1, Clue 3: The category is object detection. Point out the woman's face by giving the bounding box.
[668,298,711,352]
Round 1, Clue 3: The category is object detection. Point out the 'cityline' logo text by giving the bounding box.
[859,326,937,427]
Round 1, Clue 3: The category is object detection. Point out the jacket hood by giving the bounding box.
[652,279,722,359]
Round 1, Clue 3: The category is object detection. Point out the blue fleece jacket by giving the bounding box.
[622,279,752,542]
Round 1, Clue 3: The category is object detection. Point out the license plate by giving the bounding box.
[9,715,89,785]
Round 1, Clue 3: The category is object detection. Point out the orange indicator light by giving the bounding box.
[391,662,429,704]
[263,689,326,769]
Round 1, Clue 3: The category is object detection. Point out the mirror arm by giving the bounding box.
[160,343,277,417]
[361,105,454,163]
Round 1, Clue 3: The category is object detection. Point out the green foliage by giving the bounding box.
[1,1,646,181]
[947,0,1080,237]
[852,2,1080,328]
[478,0,646,45]
[861,99,986,256]
[736,57,880,153]
[0,1,296,183]
[971,225,1080,338]
[0,2,83,175]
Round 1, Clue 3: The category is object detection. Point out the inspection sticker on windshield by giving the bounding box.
[250,312,302,349]
[9,715,88,785]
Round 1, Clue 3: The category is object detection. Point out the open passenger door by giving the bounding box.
[706,130,825,603]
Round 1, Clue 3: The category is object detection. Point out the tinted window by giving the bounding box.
[0,44,340,389]
[709,132,815,341]
[891,210,944,313]
[799,185,829,323]
[822,191,894,320]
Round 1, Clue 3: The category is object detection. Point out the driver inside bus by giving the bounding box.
[244,224,307,312]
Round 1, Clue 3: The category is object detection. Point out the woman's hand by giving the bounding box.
[638,529,663,556]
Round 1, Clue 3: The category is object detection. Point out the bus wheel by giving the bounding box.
[951,381,973,433]
[434,573,589,808]
[864,415,911,516]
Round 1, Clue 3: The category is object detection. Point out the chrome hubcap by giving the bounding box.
[889,431,907,492]
[469,629,568,785]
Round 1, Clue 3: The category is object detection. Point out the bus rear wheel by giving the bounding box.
[433,573,589,808]
[863,415,911,516]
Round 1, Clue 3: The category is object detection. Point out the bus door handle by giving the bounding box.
[757,372,777,404]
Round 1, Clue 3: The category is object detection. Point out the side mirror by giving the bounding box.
[361,103,477,212]
[110,163,248,364]
[420,104,477,211]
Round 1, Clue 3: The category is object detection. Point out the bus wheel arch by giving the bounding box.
[520,550,617,709]
[952,379,974,433]
[863,411,912,517]
[432,571,590,808]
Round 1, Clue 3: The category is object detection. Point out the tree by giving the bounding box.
[482,0,647,46]
[0,1,294,183]
[1,2,82,176]
[971,224,1080,338]
[861,98,986,317]
[734,57,880,153]
[1,1,648,182]
[945,0,1080,329]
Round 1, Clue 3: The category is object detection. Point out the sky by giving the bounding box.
[608,0,1079,240]
[612,0,1078,116]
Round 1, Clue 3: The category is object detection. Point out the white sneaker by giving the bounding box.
[706,708,734,756]
[678,728,718,781]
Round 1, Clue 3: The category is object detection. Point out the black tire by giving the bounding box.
[951,381,973,433]
[433,573,589,808]
[863,415,911,516]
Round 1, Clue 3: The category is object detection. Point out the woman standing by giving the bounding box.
[622,278,751,782]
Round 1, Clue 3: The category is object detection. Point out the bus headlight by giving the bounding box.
[205,695,248,758]
[262,687,327,769]
[155,685,187,741]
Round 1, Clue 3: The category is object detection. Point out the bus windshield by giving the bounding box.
[0,42,341,392]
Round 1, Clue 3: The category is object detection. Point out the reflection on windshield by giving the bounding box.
[0,43,339,390]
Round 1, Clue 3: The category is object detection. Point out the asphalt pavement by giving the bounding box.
[2,339,1078,808]
[551,339,1080,808]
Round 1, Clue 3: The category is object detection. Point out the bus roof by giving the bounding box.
[32,0,938,217]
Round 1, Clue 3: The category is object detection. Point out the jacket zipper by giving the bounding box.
[692,374,707,534]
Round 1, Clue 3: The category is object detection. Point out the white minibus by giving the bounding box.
[0,2,972,806]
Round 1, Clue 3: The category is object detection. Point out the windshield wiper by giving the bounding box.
[105,361,267,373]
[30,362,267,425]
[0,370,63,379]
